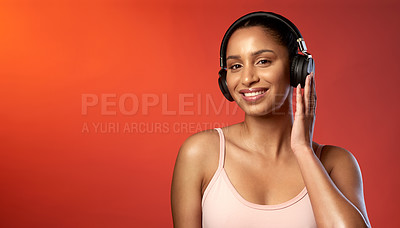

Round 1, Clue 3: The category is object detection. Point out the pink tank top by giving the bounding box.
[202,128,324,228]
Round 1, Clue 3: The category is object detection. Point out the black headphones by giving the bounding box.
[218,11,315,102]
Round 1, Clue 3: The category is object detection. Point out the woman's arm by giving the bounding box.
[171,131,218,228]
[291,74,371,227]
[295,145,370,227]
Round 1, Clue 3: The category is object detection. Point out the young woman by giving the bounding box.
[171,12,370,228]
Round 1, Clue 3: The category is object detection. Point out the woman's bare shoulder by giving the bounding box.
[318,144,369,225]
[179,129,220,157]
[171,129,222,226]
[319,144,361,175]
[172,129,222,194]
[175,129,221,174]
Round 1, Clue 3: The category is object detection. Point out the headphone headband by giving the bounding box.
[219,11,309,69]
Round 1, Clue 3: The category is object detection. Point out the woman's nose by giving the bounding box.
[241,65,260,87]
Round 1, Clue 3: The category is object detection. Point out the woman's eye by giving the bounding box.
[257,59,270,65]
[229,64,242,70]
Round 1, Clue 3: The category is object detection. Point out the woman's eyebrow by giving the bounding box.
[226,55,241,61]
[252,49,274,56]
[226,49,275,61]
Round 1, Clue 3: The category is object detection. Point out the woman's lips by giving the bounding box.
[239,88,268,102]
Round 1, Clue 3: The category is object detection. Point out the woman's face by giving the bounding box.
[225,26,292,116]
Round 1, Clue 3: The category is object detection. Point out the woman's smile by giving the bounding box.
[239,87,269,102]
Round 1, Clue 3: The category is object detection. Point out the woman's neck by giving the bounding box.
[239,99,294,159]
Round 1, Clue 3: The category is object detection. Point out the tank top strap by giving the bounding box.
[316,144,325,160]
[214,128,226,169]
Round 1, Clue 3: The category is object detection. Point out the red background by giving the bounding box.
[1,0,399,227]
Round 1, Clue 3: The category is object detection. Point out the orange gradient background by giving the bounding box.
[1,0,399,227]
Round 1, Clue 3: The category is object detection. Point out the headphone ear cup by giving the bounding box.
[218,69,234,102]
[290,54,314,88]
[290,54,302,87]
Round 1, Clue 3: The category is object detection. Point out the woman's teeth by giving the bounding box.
[243,90,266,97]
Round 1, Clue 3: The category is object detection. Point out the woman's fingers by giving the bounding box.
[296,83,303,116]
[296,73,317,116]
[312,73,317,113]
[303,73,316,116]
[309,73,316,115]
[304,74,311,115]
